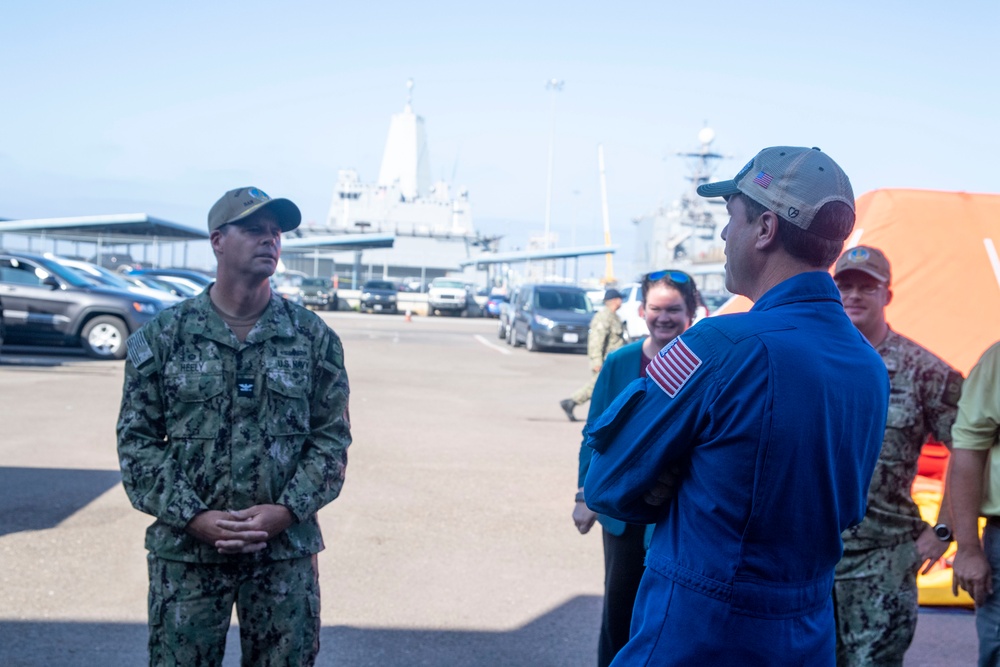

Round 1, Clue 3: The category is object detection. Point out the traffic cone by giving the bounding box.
[405,309,412,322]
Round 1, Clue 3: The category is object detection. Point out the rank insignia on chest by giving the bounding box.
[237,378,255,397]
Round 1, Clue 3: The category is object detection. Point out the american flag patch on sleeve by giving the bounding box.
[647,338,702,397]
[126,331,154,367]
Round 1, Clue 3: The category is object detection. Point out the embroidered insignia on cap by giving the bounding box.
[647,337,702,397]
[126,331,153,367]
[753,171,773,188]
[248,188,270,202]
[846,247,870,263]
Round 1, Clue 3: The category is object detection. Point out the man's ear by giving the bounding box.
[755,210,780,250]
[885,287,893,307]
[210,229,225,255]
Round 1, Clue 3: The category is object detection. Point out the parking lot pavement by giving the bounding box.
[0,314,977,665]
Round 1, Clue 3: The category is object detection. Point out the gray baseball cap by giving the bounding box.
[207,187,301,233]
[697,146,855,240]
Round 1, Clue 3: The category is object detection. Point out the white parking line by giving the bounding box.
[474,334,512,355]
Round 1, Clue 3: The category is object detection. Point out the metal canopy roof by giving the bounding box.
[282,233,396,252]
[459,244,618,269]
[0,214,209,242]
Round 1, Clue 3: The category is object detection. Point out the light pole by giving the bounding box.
[544,78,563,252]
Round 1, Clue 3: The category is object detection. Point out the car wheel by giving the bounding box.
[497,320,506,340]
[81,315,128,360]
[526,330,539,352]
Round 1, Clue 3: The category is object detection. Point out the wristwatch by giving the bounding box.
[575,491,585,503]
[933,523,953,542]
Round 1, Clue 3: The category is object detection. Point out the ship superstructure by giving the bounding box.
[287,81,493,286]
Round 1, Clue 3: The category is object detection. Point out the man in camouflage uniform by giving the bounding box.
[560,288,625,421]
[117,186,351,666]
[832,246,962,666]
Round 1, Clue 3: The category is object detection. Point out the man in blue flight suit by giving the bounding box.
[584,147,890,666]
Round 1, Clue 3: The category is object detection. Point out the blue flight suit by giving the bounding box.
[584,272,889,666]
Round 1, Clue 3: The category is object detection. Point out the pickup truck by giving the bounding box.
[427,278,474,317]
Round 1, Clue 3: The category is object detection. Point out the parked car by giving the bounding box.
[49,256,183,306]
[301,277,337,310]
[127,268,214,294]
[484,293,508,319]
[508,284,593,352]
[0,251,164,359]
[427,277,476,316]
[121,273,196,298]
[360,280,398,314]
[616,282,648,340]
[498,287,519,341]
[271,271,305,305]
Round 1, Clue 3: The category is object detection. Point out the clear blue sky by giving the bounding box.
[2,1,997,277]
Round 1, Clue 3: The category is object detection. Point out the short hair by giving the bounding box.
[735,193,853,268]
[641,270,701,322]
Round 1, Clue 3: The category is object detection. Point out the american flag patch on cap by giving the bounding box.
[753,171,773,188]
[647,338,702,397]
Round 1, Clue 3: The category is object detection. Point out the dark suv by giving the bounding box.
[508,283,593,352]
[0,252,165,359]
[301,277,337,311]
[360,280,398,314]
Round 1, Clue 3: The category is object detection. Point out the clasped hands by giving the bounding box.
[186,504,293,555]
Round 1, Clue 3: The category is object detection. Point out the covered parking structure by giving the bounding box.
[0,214,210,270]
[460,244,619,288]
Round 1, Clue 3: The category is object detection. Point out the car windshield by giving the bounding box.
[364,281,395,290]
[432,280,465,289]
[31,257,98,288]
[301,278,329,287]
[534,289,593,313]
[67,263,134,290]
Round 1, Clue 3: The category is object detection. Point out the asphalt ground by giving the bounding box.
[0,312,977,666]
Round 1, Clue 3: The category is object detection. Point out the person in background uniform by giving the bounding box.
[117,186,352,666]
[573,269,700,667]
[585,147,889,666]
[561,288,625,421]
[949,341,1000,666]
[831,245,962,666]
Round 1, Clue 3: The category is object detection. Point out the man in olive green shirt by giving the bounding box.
[950,341,1000,666]
[117,187,351,666]
[560,288,625,421]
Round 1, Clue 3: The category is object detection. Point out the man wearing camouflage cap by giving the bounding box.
[832,245,962,666]
[117,187,352,665]
[585,147,888,665]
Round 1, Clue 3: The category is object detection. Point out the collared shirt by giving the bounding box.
[842,329,962,549]
[117,289,351,563]
[585,272,888,617]
[952,341,1000,516]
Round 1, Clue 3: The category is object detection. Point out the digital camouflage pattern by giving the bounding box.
[117,290,351,563]
[834,541,920,667]
[587,306,626,368]
[147,553,321,666]
[835,329,961,665]
[842,329,962,550]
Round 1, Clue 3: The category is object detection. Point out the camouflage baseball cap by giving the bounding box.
[834,245,891,284]
[207,186,301,233]
[697,146,855,240]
